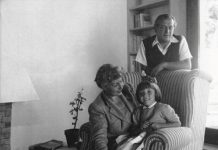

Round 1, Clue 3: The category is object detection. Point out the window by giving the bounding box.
[200,0,218,145]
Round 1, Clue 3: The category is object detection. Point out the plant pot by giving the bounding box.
[64,128,80,148]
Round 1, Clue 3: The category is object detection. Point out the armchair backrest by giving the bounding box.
[156,69,211,127]
[122,69,212,127]
[122,72,142,92]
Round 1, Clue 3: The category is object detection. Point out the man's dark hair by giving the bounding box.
[154,14,177,28]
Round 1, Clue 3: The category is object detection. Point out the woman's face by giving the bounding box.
[103,77,124,96]
[138,88,156,106]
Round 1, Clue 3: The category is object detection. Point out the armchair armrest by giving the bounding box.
[192,69,212,83]
[79,122,91,150]
[144,127,193,150]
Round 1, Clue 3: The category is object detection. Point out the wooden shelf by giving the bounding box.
[129,51,137,55]
[129,26,153,32]
[127,0,170,72]
[129,0,169,12]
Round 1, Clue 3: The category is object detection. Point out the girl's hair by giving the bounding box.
[136,81,162,104]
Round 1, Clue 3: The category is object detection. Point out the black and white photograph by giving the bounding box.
[0,0,218,150]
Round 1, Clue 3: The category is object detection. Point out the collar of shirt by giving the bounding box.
[143,102,157,109]
[152,36,179,55]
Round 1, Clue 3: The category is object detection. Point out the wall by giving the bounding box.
[170,0,187,36]
[0,103,11,150]
[0,0,127,150]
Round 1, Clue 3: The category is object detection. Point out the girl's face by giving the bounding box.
[138,88,156,107]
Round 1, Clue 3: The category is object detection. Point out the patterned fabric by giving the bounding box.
[79,122,91,150]
[145,69,211,150]
[79,69,211,150]
[144,127,192,150]
[122,72,142,92]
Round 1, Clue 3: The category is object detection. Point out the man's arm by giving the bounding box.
[151,58,192,76]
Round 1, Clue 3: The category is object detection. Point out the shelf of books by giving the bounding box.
[129,26,153,32]
[128,34,144,72]
[131,35,143,54]
[129,0,169,12]
[127,0,169,72]
[130,11,154,35]
[129,54,141,72]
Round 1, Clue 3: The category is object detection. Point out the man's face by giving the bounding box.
[155,18,175,43]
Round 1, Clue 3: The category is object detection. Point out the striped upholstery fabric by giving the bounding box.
[79,122,91,150]
[79,69,211,150]
[122,71,142,92]
[144,69,212,150]
[144,127,192,150]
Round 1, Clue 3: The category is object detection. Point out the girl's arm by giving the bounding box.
[151,121,181,129]
[151,104,181,130]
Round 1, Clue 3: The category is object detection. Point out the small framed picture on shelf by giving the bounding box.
[134,12,152,28]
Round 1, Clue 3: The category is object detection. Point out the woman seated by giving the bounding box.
[88,64,138,150]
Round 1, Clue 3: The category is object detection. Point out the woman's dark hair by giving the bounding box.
[136,81,162,104]
[154,14,177,29]
[95,64,123,88]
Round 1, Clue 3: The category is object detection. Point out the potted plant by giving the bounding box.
[65,88,86,148]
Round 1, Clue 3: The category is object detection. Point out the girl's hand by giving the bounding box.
[140,121,151,130]
[150,123,162,129]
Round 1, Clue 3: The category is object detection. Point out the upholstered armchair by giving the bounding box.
[79,69,212,150]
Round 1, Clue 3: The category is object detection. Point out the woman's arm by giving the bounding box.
[89,103,108,150]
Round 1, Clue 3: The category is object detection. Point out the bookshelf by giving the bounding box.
[127,0,187,72]
[129,0,169,11]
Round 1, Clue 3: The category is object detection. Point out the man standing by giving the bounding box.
[136,14,192,76]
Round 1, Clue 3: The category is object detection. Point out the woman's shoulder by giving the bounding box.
[89,93,106,111]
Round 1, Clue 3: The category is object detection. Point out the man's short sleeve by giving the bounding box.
[179,36,193,61]
[135,42,147,66]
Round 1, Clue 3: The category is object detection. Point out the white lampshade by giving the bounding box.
[0,55,39,103]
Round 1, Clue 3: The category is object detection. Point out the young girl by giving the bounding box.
[134,80,181,132]
[116,79,181,150]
